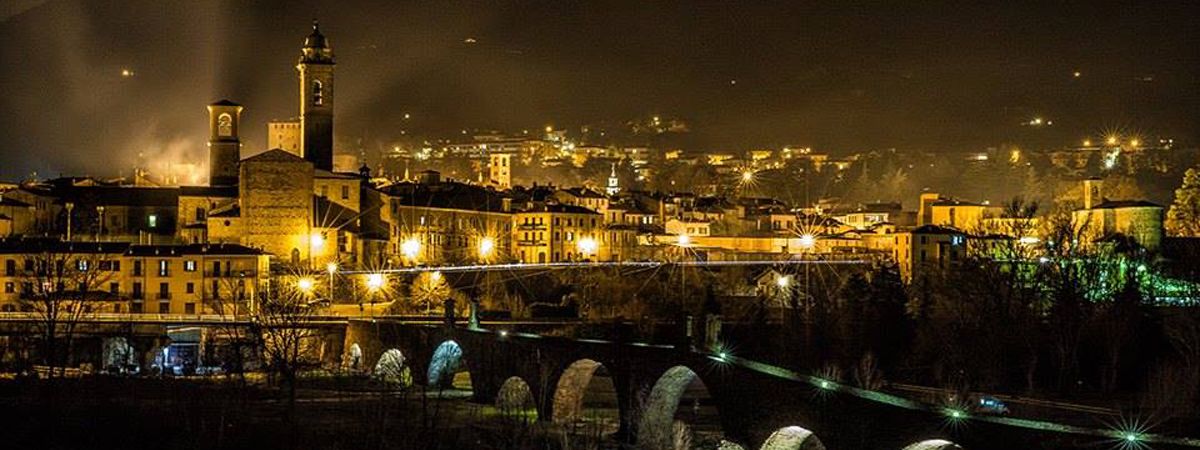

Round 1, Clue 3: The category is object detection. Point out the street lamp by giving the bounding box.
[401,237,421,261]
[296,277,315,295]
[326,262,338,301]
[678,234,691,246]
[776,275,791,288]
[577,237,598,259]
[798,233,816,249]
[478,237,495,260]
[366,273,385,291]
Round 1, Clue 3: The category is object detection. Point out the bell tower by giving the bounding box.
[297,20,335,171]
[207,99,243,186]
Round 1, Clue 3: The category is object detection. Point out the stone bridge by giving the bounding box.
[344,319,1199,450]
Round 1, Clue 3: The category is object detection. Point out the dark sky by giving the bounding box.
[1,1,1198,179]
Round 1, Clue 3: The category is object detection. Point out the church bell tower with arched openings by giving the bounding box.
[298,20,335,171]
[207,99,243,186]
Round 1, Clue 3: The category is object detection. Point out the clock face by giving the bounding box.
[218,113,233,136]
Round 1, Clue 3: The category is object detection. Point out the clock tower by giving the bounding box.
[297,20,335,171]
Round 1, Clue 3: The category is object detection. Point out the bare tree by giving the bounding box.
[17,243,118,378]
[249,273,328,406]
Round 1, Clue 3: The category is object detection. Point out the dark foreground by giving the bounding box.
[0,376,619,450]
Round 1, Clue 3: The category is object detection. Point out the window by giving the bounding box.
[218,113,233,136]
[159,302,170,314]
[4,259,13,276]
[3,282,12,293]
[109,282,119,295]
[186,282,194,294]
[131,302,142,313]
[133,261,142,276]
[184,260,196,272]
[341,185,349,200]
[312,80,324,105]
[148,214,157,228]
[211,280,220,298]
[77,260,89,271]
[185,303,196,314]
[158,260,169,277]
[132,282,143,299]
[112,261,120,272]
[195,207,205,222]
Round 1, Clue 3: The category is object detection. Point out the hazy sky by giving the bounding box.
[1,1,1197,179]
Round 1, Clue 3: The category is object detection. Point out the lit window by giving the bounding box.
[184,260,196,272]
[148,215,158,228]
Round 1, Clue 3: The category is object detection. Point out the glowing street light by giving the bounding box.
[741,170,755,183]
[677,234,691,246]
[1129,138,1140,148]
[798,233,816,249]
[310,232,325,249]
[577,237,598,256]
[366,273,386,291]
[478,237,496,259]
[776,275,791,288]
[430,270,443,283]
[1106,135,1119,146]
[401,238,421,260]
[326,262,338,274]
[296,277,315,294]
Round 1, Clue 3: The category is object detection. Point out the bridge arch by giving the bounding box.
[901,439,962,450]
[759,426,825,450]
[637,365,721,450]
[344,343,363,372]
[427,340,467,389]
[496,376,538,421]
[373,348,410,385]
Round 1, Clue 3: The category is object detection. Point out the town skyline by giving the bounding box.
[2,1,1199,180]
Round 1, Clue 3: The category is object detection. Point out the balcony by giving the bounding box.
[517,223,547,231]
[516,239,545,247]
[156,292,171,300]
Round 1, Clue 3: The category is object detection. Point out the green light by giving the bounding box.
[945,408,967,419]
[1124,433,1140,442]
[718,351,728,360]
[818,379,832,390]
[1136,264,1147,273]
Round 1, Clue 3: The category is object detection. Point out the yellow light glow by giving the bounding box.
[776,275,791,288]
[478,237,495,259]
[577,237,598,255]
[741,170,755,182]
[799,234,816,249]
[326,262,338,274]
[296,277,315,293]
[1106,136,1118,146]
[1083,139,1092,147]
[1129,139,1140,148]
[401,238,421,259]
[309,232,325,249]
[430,271,443,283]
[366,273,385,291]
[678,234,691,246]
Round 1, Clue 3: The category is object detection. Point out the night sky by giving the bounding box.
[1,0,1197,179]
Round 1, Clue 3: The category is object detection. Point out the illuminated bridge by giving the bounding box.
[345,319,1200,450]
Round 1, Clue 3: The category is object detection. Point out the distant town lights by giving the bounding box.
[1107,135,1119,146]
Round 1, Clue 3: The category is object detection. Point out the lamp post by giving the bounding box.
[326,262,338,302]
[64,202,75,241]
[95,206,106,242]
